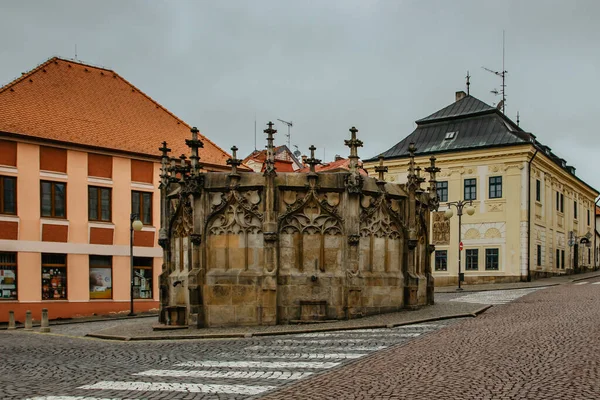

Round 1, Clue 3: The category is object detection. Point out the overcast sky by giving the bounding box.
[2,0,599,189]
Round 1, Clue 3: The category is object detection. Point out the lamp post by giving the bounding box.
[129,213,144,316]
[444,200,476,290]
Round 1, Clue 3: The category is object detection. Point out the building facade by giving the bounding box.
[0,57,230,322]
[364,92,598,285]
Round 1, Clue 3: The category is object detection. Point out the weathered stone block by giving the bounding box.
[207,305,235,327]
[207,285,232,305]
[231,285,256,305]
[235,305,258,325]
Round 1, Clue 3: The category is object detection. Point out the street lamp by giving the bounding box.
[129,213,144,316]
[444,200,476,290]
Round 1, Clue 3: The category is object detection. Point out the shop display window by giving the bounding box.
[41,253,67,300]
[0,252,17,300]
[89,255,112,299]
[133,257,153,299]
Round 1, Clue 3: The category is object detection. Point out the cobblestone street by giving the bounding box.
[1,281,598,399]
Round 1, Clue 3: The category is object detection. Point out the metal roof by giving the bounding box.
[416,95,496,124]
[373,103,527,160]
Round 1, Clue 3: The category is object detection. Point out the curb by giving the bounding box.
[85,307,492,342]
[0,314,158,331]
[435,283,559,294]
[571,273,600,282]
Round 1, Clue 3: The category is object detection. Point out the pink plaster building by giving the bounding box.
[0,57,231,322]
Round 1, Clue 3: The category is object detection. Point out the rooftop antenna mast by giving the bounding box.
[277,119,293,149]
[482,30,507,114]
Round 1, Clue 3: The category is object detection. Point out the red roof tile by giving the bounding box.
[297,157,368,175]
[0,57,231,169]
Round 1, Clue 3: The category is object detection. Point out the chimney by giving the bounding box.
[301,154,307,166]
[455,91,467,102]
[335,154,343,161]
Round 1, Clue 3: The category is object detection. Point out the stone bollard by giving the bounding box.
[40,308,50,333]
[7,311,16,330]
[24,310,33,331]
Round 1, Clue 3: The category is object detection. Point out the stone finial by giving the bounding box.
[306,145,321,174]
[424,155,441,210]
[186,127,204,175]
[375,154,388,182]
[344,126,363,173]
[406,142,421,192]
[227,145,242,177]
[159,141,171,187]
[264,121,277,177]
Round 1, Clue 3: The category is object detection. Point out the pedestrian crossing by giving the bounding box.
[449,287,546,305]
[27,321,447,400]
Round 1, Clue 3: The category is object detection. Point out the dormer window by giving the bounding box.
[444,131,457,140]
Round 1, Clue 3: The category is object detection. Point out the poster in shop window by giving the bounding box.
[89,267,112,299]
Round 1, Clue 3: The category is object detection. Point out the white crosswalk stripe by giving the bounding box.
[244,345,387,351]
[221,352,367,359]
[449,287,546,305]
[574,282,589,285]
[78,381,276,395]
[272,338,393,344]
[134,369,313,380]
[175,360,341,369]
[294,332,422,338]
[591,282,600,285]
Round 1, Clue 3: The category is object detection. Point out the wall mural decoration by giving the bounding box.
[432,211,450,245]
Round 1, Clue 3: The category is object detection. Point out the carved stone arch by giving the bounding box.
[205,190,263,236]
[464,228,481,240]
[359,194,405,239]
[358,193,406,273]
[278,190,343,236]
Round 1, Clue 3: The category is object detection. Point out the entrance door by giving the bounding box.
[574,244,579,272]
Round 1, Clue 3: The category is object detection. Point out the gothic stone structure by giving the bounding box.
[157,124,440,327]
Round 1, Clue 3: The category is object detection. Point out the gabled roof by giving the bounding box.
[372,95,528,160]
[0,57,231,168]
[243,145,303,172]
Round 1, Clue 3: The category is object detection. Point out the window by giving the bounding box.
[41,254,67,300]
[560,193,565,212]
[0,252,17,300]
[444,131,456,140]
[465,249,478,270]
[485,248,499,270]
[132,191,152,225]
[435,250,448,271]
[556,249,560,269]
[436,181,448,203]
[133,257,153,299]
[574,201,578,219]
[556,192,559,211]
[588,209,591,225]
[536,179,541,202]
[561,250,565,269]
[88,186,112,222]
[0,176,16,215]
[89,255,112,299]
[464,179,477,201]
[41,181,66,218]
[489,176,502,199]
[589,248,591,264]
[537,245,542,267]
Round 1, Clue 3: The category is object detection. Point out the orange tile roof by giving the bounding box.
[298,157,368,175]
[0,57,231,169]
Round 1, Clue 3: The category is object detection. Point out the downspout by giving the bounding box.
[595,197,600,270]
[527,149,539,282]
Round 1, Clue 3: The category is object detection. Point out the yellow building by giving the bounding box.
[364,91,599,285]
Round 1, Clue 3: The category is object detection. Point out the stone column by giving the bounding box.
[24,310,32,331]
[7,311,15,330]
[40,308,50,333]
[262,122,278,325]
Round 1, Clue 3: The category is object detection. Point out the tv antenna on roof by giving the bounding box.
[482,30,507,114]
[277,119,293,149]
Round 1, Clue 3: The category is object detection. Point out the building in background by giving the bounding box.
[243,145,303,173]
[0,57,231,322]
[364,91,598,285]
[297,154,368,175]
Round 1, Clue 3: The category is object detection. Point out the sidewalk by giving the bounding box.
[80,301,490,341]
[435,270,600,293]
